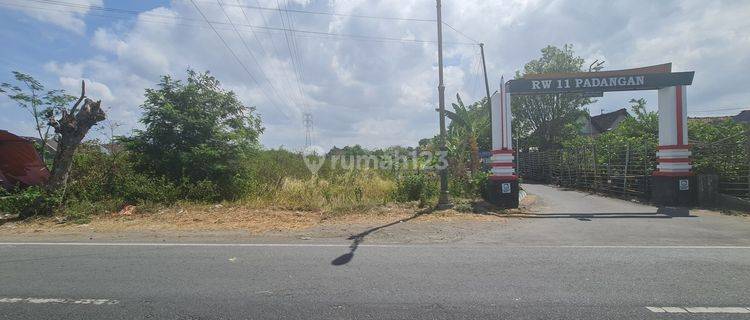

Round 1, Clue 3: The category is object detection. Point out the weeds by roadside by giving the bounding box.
[2,144,489,224]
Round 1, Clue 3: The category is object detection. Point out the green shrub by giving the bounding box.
[448,171,488,199]
[63,198,121,224]
[452,199,473,212]
[0,186,62,219]
[118,174,179,204]
[246,169,395,212]
[123,70,264,200]
[392,173,437,205]
[470,171,489,198]
[241,149,311,197]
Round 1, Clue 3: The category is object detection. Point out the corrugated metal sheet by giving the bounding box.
[0,130,50,189]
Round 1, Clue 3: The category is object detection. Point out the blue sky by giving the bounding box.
[0,1,168,84]
[1,0,749,150]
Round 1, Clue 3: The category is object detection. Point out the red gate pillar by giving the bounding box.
[652,85,696,206]
[485,77,519,208]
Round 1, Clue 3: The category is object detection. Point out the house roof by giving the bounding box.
[688,110,749,124]
[21,135,58,152]
[590,108,629,133]
[732,110,750,123]
[689,115,732,123]
[0,130,50,189]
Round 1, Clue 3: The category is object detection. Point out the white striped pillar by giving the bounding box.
[655,85,692,176]
[490,77,516,181]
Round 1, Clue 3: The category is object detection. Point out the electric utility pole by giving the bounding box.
[479,43,492,110]
[436,0,451,209]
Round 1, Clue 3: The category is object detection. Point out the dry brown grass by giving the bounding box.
[0,200,516,236]
[1,204,319,234]
[239,171,396,212]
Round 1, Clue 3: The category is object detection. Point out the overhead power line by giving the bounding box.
[211,0,480,44]
[6,0,477,45]
[246,0,304,110]
[689,107,748,114]
[215,0,296,112]
[188,0,291,120]
[209,0,480,44]
[443,21,479,44]
[205,0,436,22]
[277,0,311,114]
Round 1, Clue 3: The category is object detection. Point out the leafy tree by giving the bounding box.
[1,73,106,218]
[512,45,593,150]
[563,98,659,166]
[1,71,76,163]
[597,98,659,148]
[124,69,264,199]
[689,119,748,176]
[627,98,658,134]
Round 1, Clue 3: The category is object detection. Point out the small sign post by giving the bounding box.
[679,179,689,191]
[502,183,511,194]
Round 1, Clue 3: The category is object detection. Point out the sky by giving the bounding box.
[0,0,748,151]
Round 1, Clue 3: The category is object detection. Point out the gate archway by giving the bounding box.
[486,63,695,208]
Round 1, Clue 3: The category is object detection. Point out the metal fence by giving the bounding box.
[518,144,656,199]
[692,138,750,200]
[519,136,750,201]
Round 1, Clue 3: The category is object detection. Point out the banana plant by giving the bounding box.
[445,93,489,174]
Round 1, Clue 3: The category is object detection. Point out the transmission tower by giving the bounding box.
[303,112,313,147]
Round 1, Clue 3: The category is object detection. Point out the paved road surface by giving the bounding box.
[1,184,749,319]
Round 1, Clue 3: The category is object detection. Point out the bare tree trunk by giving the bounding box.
[46,81,106,192]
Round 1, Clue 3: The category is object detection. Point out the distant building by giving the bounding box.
[0,130,50,189]
[689,115,732,124]
[732,110,750,123]
[688,110,749,124]
[579,108,629,136]
[20,135,57,155]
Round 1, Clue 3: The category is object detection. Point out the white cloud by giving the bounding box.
[9,0,748,149]
[58,77,114,102]
[4,0,102,34]
[44,61,84,79]
[91,28,127,54]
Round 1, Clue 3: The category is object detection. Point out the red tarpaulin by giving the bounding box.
[0,130,50,189]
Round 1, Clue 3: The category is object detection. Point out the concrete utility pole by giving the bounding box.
[745,128,750,199]
[435,0,451,209]
[479,43,492,109]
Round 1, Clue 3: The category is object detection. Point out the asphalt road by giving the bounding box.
[1,184,749,319]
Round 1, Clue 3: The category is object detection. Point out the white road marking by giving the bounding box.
[647,307,750,314]
[1,242,750,249]
[0,297,118,305]
[685,307,750,313]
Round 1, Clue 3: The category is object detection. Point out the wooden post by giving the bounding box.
[592,144,598,191]
[641,144,651,197]
[607,146,611,193]
[623,144,630,196]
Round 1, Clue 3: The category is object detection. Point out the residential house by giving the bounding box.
[0,130,50,189]
[579,108,630,136]
[688,110,749,124]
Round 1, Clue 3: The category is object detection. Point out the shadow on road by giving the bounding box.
[517,212,671,220]
[331,208,431,266]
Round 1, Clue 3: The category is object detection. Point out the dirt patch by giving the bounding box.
[0,200,523,239]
